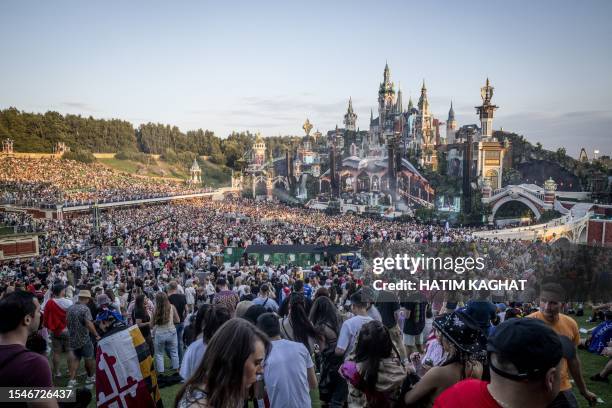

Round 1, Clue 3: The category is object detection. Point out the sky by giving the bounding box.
[1,0,611,158]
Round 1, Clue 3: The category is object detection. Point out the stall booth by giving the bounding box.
[242,244,360,268]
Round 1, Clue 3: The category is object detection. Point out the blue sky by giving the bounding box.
[1,0,611,157]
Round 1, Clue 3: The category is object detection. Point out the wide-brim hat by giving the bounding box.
[433,311,487,355]
[78,290,92,299]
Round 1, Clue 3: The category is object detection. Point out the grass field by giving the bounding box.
[49,313,610,407]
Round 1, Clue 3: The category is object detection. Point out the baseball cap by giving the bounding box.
[96,308,124,322]
[487,318,575,381]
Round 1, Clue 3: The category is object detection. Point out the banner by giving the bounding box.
[96,325,162,407]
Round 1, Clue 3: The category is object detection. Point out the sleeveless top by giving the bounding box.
[156,305,176,332]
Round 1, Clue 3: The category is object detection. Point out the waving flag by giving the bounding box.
[96,325,162,407]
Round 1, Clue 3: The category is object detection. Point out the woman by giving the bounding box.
[180,305,231,381]
[183,304,210,347]
[402,311,487,407]
[175,318,271,408]
[152,291,180,373]
[132,294,153,356]
[127,287,154,325]
[340,320,405,407]
[280,292,319,353]
[309,296,344,408]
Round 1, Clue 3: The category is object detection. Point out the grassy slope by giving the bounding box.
[97,157,231,187]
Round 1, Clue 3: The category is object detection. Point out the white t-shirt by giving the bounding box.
[185,287,196,305]
[180,338,207,381]
[264,339,313,408]
[337,315,373,358]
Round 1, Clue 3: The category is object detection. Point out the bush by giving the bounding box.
[62,149,95,163]
[115,150,150,163]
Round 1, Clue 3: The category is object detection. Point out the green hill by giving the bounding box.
[98,156,231,187]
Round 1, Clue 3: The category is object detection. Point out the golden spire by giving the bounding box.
[302,118,313,136]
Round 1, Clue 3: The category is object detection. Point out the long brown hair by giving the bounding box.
[174,318,271,408]
[153,292,170,325]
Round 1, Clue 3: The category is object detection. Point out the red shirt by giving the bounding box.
[434,379,501,408]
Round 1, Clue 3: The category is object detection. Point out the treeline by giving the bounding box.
[0,107,136,153]
[0,107,301,169]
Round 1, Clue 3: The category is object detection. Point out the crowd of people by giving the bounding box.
[0,157,211,207]
[0,159,611,407]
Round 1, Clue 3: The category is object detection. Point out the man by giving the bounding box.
[96,308,127,338]
[257,313,317,408]
[374,288,406,361]
[212,277,239,316]
[42,283,73,379]
[434,318,571,407]
[66,290,100,389]
[527,283,597,407]
[401,292,428,356]
[252,283,279,313]
[167,281,187,361]
[0,291,58,407]
[335,291,373,358]
[303,277,313,300]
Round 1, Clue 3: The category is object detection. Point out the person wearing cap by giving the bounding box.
[527,283,597,406]
[66,289,100,388]
[434,318,575,408]
[96,308,127,338]
[403,311,487,407]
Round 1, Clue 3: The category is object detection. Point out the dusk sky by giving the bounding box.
[1,0,611,157]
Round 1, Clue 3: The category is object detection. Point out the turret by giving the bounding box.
[252,132,266,165]
[395,86,403,114]
[475,78,498,139]
[343,97,357,131]
[446,101,457,144]
[417,79,430,116]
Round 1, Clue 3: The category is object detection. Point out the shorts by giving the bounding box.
[548,390,578,408]
[51,331,69,353]
[403,332,424,347]
[71,340,94,360]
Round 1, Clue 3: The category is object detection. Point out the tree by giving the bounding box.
[556,147,567,163]
[502,168,521,186]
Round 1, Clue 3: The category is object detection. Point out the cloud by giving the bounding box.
[61,101,97,111]
[209,95,356,134]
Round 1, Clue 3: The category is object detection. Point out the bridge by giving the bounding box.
[472,205,592,243]
[483,181,591,221]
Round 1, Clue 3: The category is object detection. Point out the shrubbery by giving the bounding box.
[115,150,150,163]
[62,149,96,163]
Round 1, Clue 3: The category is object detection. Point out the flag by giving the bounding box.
[96,325,162,408]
